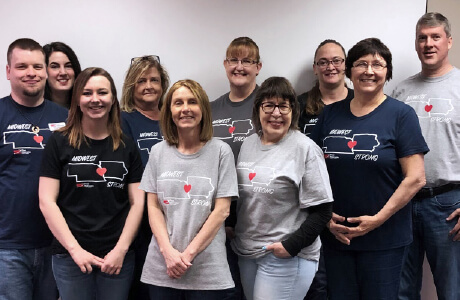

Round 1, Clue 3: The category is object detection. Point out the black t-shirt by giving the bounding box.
[40,132,144,256]
[297,88,354,136]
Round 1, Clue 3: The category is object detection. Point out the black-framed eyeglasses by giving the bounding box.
[352,60,387,71]
[226,57,258,67]
[130,55,160,66]
[261,102,292,115]
[315,58,344,68]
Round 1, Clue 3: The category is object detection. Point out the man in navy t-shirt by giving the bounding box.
[0,38,68,300]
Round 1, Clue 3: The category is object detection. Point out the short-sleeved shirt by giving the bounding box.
[211,88,258,160]
[232,130,333,261]
[40,132,144,257]
[139,138,238,290]
[297,88,354,136]
[121,110,162,167]
[391,68,460,187]
[311,96,429,251]
[0,96,68,249]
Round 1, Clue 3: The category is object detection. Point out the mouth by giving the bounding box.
[180,116,194,120]
[57,78,69,85]
[268,120,284,127]
[360,79,376,83]
[89,106,104,111]
[232,72,247,77]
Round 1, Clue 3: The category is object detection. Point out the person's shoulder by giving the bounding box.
[211,92,230,108]
[208,137,232,152]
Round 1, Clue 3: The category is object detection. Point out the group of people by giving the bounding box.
[0,11,458,300]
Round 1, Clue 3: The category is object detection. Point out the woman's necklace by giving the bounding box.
[10,96,46,134]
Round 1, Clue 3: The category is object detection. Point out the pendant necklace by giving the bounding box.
[10,96,46,134]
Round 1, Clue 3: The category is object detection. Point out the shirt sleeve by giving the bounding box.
[39,132,63,179]
[395,105,429,158]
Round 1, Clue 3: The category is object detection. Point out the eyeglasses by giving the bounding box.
[352,60,387,71]
[261,102,292,115]
[315,58,344,68]
[226,58,258,67]
[130,55,160,66]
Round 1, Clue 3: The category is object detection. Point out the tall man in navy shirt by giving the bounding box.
[0,39,68,300]
[392,13,460,300]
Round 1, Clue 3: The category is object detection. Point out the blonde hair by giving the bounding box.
[160,79,213,146]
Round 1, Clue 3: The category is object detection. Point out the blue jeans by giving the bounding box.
[239,253,316,300]
[147,285,235,300]
[0,247,58,300]
[324,246,405,300]
[52,250,134,300]
[399,188,460,300]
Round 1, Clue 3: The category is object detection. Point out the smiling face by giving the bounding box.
[259,97,292,144]
[313,43,346,88]
[133,66,162,108]
[170,86,203,133]
[416,25,452,74]
[350,54,388,96]
[224,47,261,90]
[47,51,75,94]
[79,75,114,123]
[7,48,47,100]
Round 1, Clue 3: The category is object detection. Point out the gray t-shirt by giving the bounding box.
[139,138,238,290]
[391,68,460,187]
[210,88,257,160]
[231,130,333,261]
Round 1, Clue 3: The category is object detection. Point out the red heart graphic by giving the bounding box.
[347,141,357,149]
[249,173,256,181]
[425,105,433,112]
[163,200,169,204]
[229,126,235,134]
[184,184,191,193]
[33,135,43,143]
[76,183,84,187]
[324,154,329,159]
[96,168,107,176]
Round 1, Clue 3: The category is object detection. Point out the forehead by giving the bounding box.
[140,66,160,78]
[10,48,45,65]
[357,53,385,62]
[417,25,447,36]
[172,86,195,99]
[316,43,345,59]
[263,97,290,103]
[84,75,111,89]
[49,51,70,62]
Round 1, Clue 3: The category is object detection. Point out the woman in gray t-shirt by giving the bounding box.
[139,79,238,299]
[231,77,334,300]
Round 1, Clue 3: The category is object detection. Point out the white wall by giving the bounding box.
[1,0,426,101]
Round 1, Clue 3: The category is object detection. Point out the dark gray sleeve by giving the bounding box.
[281,202,332,257]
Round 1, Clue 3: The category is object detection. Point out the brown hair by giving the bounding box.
[60,67,123,150]
[253,77,299,135]
[7,38,44,66]
[160,79,213,146]
[226,37,260,62]
[416,12,451,38]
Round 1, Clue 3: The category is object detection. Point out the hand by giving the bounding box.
[225,226,236,240]
[328,213,351,245]
[447,208,460,241]
[101,247,126,275]
[162,247,192,279]
[265,242,291,258]
[69,247,104,274]
[346,215,383,239]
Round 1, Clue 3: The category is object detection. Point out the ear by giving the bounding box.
[313,63,317,76]
[6,64,10,80]
[256,62,262,75]
[448,36,453,50]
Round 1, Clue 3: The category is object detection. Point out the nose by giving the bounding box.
[26,65,36,77]
[235,61,244,70]
[58,66,67,75]
[146,80,153,89]
[425,37,434,47]
[364,64,374,74]
[272,106,282,116]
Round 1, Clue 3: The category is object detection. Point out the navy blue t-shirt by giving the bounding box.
[121,110,162,167]
[0,96,68,249]
[311,96,429,251]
